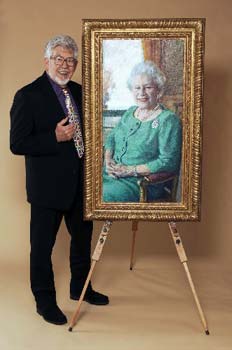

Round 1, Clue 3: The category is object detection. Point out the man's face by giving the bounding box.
[44,45,77,86]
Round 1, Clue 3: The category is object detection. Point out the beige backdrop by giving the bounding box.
[1,0,232,265]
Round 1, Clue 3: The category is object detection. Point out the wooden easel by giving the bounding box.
[68,220,209,335]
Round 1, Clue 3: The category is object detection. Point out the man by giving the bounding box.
[10,35,109,326]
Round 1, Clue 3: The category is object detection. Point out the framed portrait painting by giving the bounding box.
[82,18,205,221]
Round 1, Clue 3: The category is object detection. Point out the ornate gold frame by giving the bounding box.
[82,18,205,221]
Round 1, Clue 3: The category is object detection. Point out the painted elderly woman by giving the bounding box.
[103,61,182,202]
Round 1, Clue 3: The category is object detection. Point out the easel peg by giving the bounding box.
[129,221,138,270]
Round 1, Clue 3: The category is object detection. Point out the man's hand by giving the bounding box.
[55,117,75,142]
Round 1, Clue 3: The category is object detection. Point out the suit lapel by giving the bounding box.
[39,72,64,118]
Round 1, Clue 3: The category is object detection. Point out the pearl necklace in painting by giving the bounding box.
[135,104,162,121]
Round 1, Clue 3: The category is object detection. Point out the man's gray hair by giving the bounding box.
[127,61,166,95]
[44,35,78,59]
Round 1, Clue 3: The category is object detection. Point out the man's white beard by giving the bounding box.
[53,75,70,86]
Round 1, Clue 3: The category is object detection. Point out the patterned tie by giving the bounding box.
[62,87,84,158]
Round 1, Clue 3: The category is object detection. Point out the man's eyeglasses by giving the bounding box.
[50,55,77,67]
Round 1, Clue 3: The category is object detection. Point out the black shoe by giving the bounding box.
[37,304,67,325]
[70,290,109,305]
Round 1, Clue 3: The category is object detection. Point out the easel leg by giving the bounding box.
[129,221,138,270]
[168,222,210,335]
[68,220,112,332]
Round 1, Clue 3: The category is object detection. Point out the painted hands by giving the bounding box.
[105,158,117,177]
[111,164,136,178]
[105,150,151,178]
[106,160,136,178]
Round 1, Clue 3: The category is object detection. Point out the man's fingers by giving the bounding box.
[65,129,74,136]
[64,124,75,131]
[55,118,75,142]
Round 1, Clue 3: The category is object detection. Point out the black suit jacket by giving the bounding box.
[10,72,83,210]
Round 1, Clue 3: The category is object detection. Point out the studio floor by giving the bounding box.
[1,255,232,350]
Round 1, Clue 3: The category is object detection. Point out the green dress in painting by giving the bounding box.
[103,105,182,202]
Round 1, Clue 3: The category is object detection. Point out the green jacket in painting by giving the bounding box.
[103,105,182,202]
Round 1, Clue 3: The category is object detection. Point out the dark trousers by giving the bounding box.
[30,194,93,307]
